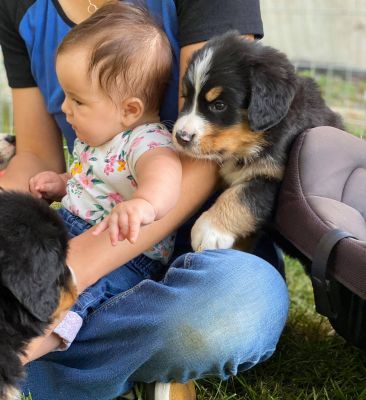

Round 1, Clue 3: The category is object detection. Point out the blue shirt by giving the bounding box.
[18,0,180,152]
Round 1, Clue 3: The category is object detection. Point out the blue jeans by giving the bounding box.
[22,210,289,400]
[58,208,166,321]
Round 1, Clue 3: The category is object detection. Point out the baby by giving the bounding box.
[29,2,181,349]
[30,3,180,247]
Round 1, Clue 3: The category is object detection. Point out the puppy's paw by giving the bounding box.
[191,211,236,251]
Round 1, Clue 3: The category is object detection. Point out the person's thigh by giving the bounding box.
[57,208,167,316]
[131,249,288,382]
[57,207,91,238]
[22,249,288,400]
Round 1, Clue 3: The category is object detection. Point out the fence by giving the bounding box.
[261,0,366,138]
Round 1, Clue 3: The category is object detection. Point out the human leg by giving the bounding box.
[58,206,167,312]
[22,249,288,400]
[54,208,167,348]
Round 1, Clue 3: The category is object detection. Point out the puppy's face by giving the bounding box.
[173,33,297,161]
[0,191,77,398]
[0,134,15,170]
[0,192,77,327]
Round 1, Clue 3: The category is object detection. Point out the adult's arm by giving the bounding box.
[0,87,66,190]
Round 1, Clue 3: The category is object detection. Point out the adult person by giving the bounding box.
[0,1,289,399]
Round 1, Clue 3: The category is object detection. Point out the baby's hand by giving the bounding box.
[29,171,67,200]
[93,198,156,246]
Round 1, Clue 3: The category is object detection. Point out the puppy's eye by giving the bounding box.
[209,100,227,112]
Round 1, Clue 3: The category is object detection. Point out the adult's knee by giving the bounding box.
[136,250,289,382]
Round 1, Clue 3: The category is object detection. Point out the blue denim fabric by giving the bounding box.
[22,244,288,400]
[58,208,167,319]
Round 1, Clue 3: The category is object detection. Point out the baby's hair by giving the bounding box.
[57,2,172,112]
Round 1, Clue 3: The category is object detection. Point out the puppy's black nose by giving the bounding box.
[175,129,195,147]
[5,135,15,144]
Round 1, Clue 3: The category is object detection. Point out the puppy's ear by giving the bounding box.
[0,192,69,322]
[247,46,297,131]
[0,235,67,322]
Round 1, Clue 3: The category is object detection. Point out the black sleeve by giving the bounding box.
[175,0,263,47]
[0,0,36,88]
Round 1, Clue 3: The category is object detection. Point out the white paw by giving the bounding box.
[191,212,236,251]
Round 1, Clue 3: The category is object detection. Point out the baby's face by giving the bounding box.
[56,48,124,147]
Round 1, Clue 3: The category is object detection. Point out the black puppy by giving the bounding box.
[173,32,344,251]
[0,191,77,399]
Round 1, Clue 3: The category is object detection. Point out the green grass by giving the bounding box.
[300,71,366,139]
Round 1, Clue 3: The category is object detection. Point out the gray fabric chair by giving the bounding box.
[275,126,366,349]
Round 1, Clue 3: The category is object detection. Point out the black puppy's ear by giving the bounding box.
[0,192,69,322]
[0,233,67,322]
[248,46,297,131]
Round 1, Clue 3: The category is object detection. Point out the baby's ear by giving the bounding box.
[120,97,145,128]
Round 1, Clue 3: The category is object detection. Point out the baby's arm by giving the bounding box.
[93,147,182,245]
[29,171,70,201]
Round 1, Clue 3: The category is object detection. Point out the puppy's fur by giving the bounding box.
[0,191,77,399]
[173,32,344,251]
[0,134,15,171]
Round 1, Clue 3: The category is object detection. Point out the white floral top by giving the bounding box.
[62,123,176,264]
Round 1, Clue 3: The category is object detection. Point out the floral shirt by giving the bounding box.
[62,123,176,264]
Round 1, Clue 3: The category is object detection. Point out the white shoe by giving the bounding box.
[145,381,196,400]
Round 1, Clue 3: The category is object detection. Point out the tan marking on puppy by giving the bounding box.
[3,385,20,400]
[205,86,223,102]
[207,184,257,238]
[221,156,284,186]
[199,120,267,159]
[52,277,78,320]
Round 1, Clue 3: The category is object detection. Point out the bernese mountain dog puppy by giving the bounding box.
[173,32,344,251]
[0,191,77,400]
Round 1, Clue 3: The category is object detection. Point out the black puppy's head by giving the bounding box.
[173,32,297,160]
[0,191,77,397]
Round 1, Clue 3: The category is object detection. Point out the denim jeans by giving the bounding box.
[58,208,167,321]
[22,209,289,400]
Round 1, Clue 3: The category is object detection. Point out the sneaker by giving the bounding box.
[145,381,196,400]
[120,389,137,400]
